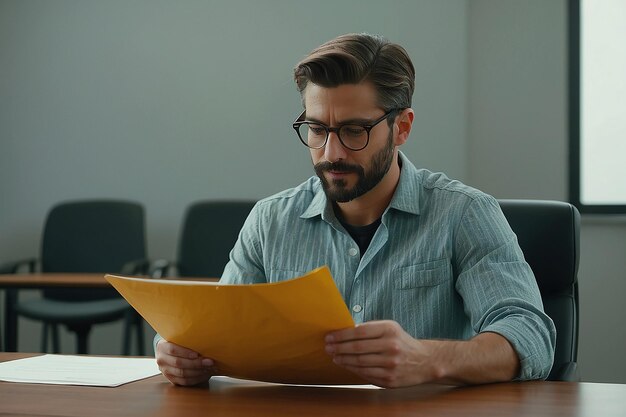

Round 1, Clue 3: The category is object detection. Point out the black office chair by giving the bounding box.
[498,199,580,381]
[0,260,22,351]
[8,200,149,355]
[0,263,17,274]
[153,200,255,278]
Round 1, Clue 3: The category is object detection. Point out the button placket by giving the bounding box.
[350,277,364,319]
[345,241,363,321]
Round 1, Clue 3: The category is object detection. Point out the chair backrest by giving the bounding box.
[177,200,255,277]
[498,199,580,381]
[41,200,147,301]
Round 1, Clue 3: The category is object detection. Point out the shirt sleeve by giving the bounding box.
[153,333,162,356]
[220,202,267,284]
[454,195,557,380]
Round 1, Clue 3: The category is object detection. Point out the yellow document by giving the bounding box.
[105,266,365,385]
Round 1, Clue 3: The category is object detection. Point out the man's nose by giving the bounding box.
[324,131,347,163]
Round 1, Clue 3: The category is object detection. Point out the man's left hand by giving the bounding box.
[325,320,437,388]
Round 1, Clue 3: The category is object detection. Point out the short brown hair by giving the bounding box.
[294,33,415,112]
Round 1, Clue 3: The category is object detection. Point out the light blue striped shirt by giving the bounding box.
[221,152,556,380]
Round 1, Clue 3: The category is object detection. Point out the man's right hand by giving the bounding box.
[155,339,217,386]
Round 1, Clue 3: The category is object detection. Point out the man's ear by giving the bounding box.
[394,108,414,146]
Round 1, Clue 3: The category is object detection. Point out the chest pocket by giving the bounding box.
[391,258,455,339]
[394,258,452,289]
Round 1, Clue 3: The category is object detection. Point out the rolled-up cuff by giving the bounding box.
[482,319,556,381]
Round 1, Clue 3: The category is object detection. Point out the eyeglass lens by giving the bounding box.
[296,123,368,150]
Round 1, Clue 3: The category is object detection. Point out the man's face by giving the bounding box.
[303,82,396,203]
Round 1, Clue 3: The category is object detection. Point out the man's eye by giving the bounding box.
[310,126,326,136]
[342,126,366,137]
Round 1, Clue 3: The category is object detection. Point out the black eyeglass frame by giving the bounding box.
[292,108,401,151]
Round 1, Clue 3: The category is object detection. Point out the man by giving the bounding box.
[156,33,555,387]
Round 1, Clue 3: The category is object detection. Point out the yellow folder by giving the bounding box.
[105,266,365,385]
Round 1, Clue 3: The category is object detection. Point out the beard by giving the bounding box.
[314,130,395,203]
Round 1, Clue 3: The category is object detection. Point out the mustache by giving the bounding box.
[314,161,362,173]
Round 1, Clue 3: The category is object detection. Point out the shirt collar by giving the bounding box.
[300,181,329,220]
[299,150,421,220]
[388,151,421,216]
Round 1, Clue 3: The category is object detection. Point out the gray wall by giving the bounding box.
[0,1,468,357]
[1,0,624,383]
[0,0,467,261]
[468,0,626,383]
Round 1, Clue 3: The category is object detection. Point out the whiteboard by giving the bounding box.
[578,0,626,207]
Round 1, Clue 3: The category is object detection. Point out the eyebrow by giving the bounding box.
[305,116,378,126]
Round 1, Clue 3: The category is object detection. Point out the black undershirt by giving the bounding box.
[339,217,382,256]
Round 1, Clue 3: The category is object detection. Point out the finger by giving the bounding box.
[156,340,213,370]
[325,337,389,355]
[340,365,401,388]
[342,364,388,378]
[326,321,393,343]
[160,363,215,380]
[157,352,214,371]
[329,361,392,385]
[331,352,396,368]
[160,361,218,387]
[157,340,203,360]
[165,371,213,387]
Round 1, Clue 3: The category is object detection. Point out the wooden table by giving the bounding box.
[0,273,114,289]
[0,273,113,352]
[0,274,217,351]
[0,353,624,417]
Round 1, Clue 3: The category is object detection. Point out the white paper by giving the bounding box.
[209,375,381,389]
[0,354,160,387]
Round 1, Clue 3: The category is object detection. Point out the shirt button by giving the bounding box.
[348,247,358,257]
[352,304,362,313]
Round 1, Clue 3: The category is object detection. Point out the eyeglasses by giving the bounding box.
[292,109,399,151]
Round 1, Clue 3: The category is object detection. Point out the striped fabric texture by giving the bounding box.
[221,152,556,380]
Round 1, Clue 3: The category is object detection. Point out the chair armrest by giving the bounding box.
[120,258,151,275]
[0,258,37,274]
[148,259,173,278]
